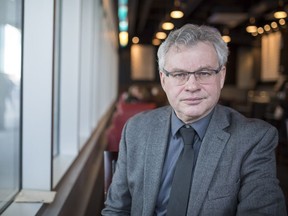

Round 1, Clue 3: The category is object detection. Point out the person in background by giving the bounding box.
[102,24,287,215]
[124,84,151,103]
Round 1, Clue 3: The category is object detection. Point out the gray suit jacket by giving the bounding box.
[102,104,287,216]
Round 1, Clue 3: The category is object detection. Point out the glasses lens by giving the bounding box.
[174,73,188,85]
[196,72,213,84]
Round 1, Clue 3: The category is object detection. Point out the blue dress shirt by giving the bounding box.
[154,109,214,216]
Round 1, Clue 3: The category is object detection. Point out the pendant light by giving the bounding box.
[170,0,184,19]
[274,0,287,19]
[246,17,257,33]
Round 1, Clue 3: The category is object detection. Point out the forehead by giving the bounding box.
[165,42,218,69]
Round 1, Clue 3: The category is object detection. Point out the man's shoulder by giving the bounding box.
[128,105,171,125]
[216,104,274,130]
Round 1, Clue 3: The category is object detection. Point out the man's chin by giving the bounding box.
[178,111,202,123]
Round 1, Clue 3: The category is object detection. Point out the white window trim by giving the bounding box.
[22,0,54,190]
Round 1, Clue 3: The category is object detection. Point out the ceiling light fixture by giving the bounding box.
[246,17,257,33]
[246,25,257,33]
[118,0,129,47]
[162,22,174,30]
[152,38,161,46]
[119,20,128,31]
[222,35,231,43]
[156,32,167,40]
[132,37,139,44]
[170,10,184,19]
[119,32,129,47]
[222,28,231,43]
[257,27,264,34]
[271,21,278,29]
[118,5,128,20]
[264,24,271,32]
[274,10,287,19]
[279,18,286,25]
[170,0,184,19]
[274,0,287,19]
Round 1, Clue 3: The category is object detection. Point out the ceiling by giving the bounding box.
[120,0,288,46]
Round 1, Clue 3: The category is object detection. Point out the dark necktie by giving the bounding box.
[166,125,196,216]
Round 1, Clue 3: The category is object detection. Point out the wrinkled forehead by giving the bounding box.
[164,42,220,69]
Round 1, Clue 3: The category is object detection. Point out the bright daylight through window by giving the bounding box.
[0,0,22,213]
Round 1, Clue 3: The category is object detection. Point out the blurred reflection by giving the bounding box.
[0,0,22,212]
[0,71,14,130]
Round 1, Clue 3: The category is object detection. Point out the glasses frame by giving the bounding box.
[162,65,223,85]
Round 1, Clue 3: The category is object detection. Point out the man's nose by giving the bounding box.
[186,73,198,84]
[184,75,200,91]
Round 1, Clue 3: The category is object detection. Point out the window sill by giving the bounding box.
[1,202,43,216]
[53,154,76,188]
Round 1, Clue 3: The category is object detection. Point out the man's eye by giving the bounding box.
[197,71,212,76]
[172,73,187,78]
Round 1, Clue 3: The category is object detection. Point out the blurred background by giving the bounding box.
[0,0,288,215]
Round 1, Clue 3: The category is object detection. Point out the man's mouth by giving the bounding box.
[181,97,204,105]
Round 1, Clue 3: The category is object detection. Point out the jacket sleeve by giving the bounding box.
[236,125,287,215]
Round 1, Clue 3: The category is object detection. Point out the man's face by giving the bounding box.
[160,42,226,123]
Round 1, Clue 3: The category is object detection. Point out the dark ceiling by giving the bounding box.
[121,0,288,46]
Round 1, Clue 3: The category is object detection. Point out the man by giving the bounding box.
[102,24,287,215]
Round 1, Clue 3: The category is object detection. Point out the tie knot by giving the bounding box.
[179,126,195,146]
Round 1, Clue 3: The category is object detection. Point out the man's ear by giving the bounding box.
[159,72,166,91]
[220,66,226,89]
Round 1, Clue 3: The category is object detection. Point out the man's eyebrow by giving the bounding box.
[196,65,216,70]
[169,66,215,72]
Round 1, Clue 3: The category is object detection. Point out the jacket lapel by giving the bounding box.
[143,107,172,216]
[188,105,231,215]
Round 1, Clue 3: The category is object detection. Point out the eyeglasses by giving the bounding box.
[162,66,222,86]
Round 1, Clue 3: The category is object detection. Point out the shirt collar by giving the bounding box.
[171,109,214,140]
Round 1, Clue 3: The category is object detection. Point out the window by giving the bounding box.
[0,0,22,213]
[2,0,118,214]
[52,0,118,187]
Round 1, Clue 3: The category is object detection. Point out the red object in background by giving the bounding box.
[105,101,156,152]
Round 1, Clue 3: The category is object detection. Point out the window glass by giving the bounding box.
[52,0,82,187]
[0,0,22,213]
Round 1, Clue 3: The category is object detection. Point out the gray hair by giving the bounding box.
[157,24,229,71]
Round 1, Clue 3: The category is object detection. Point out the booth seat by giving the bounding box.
[106,102,156,152]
